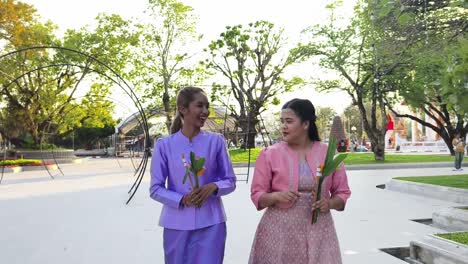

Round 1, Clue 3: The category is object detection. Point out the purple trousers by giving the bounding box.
[163,222,226,264]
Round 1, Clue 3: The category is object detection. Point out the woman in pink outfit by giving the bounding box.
[249,98,351,264]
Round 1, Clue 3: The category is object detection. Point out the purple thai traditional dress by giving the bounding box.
[150,130,236,264]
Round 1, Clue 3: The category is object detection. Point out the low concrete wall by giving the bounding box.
[21,164,58,171]
[408,234,468,264]
[1,167,22,173]
[15,150,76,159]
[386,179,468,204]
[433,207,468,232]
[1,164,63,174]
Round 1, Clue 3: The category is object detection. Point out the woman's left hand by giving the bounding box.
[191,183,219,208]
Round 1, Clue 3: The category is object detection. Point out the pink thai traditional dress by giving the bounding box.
[249,159,343,264]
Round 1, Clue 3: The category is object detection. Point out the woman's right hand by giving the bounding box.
[272,191,300,204]
[181,189,198,207]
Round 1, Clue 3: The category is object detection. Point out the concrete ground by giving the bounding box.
[0,158,466,264]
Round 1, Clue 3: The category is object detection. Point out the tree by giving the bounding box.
[342,102,385,143]
[204,21,308,147]
[380,0,468,155]
[316,106,337,140]
[0,0,37,48]
[387,38,467,154]
[0,4,63,144]
[302,0,466,160]
[342,104,363,141]
[303,2,391,160]
[132,0,201,131]
[0,7,132,146]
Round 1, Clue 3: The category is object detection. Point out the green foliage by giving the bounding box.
[442,38,468,114]
[0,9,126,145]
[302,0,467,158]
[20,142,58,150]
[73,125,115,149]
[130,0,202,131]
[316,106,337,140]
[0,159,42,166]
[313,137,347,224]
[0,0,56,48]
[205,21,308,147]
[63,13,139,75]
[182,151,206,188]
[322,137,347,176]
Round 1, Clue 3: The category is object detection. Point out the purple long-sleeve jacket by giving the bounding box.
[150,130,236,230]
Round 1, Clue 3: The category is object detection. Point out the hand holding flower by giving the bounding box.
[181,193,195,207]
[311,191,345,213]
[312,137,347,224]
[190,183,218,207]
[311,190,330,213]
[181,189,199,207]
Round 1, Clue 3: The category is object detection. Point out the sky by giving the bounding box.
[23,0,357,116]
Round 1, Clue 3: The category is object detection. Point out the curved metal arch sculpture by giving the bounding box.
[49,94,147,172]
[0,46,150,204]
[2,63,143,180]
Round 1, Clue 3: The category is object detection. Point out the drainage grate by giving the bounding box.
[376,184,386,189]
[380,247,410,262]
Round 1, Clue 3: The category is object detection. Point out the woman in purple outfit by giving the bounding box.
[150,86,236,264]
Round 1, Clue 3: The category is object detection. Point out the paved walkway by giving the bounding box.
[0,159,466,264]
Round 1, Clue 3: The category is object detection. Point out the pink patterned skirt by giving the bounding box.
[248,191,342,264]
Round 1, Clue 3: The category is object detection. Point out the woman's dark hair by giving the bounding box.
[170,86,206,134]
[282,98,321,141]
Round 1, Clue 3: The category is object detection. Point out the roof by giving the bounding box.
[116,106,238,135]
[202,107,237,133]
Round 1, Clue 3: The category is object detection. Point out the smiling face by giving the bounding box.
[280,108,309,144]
[179,92,210,129]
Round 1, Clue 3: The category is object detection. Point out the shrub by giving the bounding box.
[0,159,43,166]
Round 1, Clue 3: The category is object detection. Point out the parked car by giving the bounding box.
[355,145,369,152]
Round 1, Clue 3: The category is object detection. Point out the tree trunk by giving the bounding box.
[163,91,171,133]
[441,135,455,156]
[31,128,40,146]
[370,133,386,161]
[238,112,259,149]
[355,94,386,161]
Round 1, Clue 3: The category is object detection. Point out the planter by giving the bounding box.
[433,207,468,232]
[386,179,468,204]
[408,234,468,264]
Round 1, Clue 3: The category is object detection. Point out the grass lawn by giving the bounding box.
[436,232,468,246]
[394,175,468,190]
[228,148,453,165]
[228,148,263,163]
